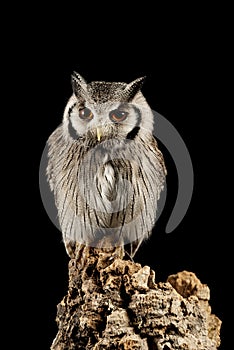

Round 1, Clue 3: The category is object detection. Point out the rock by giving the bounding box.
[51,246,222,349]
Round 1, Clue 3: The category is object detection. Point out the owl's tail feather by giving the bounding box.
[125,237,145,259]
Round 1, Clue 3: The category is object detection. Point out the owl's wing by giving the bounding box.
[151,136,167,177]
[46,125,65,192]
[124,135,167,258]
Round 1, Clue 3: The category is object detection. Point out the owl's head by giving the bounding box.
[62,72,154,142]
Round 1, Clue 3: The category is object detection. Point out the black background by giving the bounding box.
[18,7,227,349]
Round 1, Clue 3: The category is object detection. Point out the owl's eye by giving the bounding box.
[109,109,128,123]
[79,107,93,120]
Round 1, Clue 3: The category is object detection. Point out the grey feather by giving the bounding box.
[47,74,166,258]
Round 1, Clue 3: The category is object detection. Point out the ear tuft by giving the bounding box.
[71,71,87,96]
[122,76,146,101]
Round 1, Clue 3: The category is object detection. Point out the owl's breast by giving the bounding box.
[96,161,117,202]
[49,133,166,245]
[78,148,153,227]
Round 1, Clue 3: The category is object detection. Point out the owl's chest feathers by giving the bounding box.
[97,162,117,201]
[48,131,166,238]
[61,146,133,201]
[53,135,164,217]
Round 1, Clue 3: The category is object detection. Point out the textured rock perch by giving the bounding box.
[51,246,222,349]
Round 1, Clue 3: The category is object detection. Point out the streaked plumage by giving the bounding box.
[47,72,166,258]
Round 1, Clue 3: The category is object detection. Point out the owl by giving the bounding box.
[46,72,166,259]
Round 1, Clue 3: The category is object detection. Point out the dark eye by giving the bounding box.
[79,107,93,120]
[109,109,128,123]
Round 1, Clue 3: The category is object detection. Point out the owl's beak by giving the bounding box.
[96,127,102,142]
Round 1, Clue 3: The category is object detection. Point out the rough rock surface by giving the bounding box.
[51,246,221,349]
